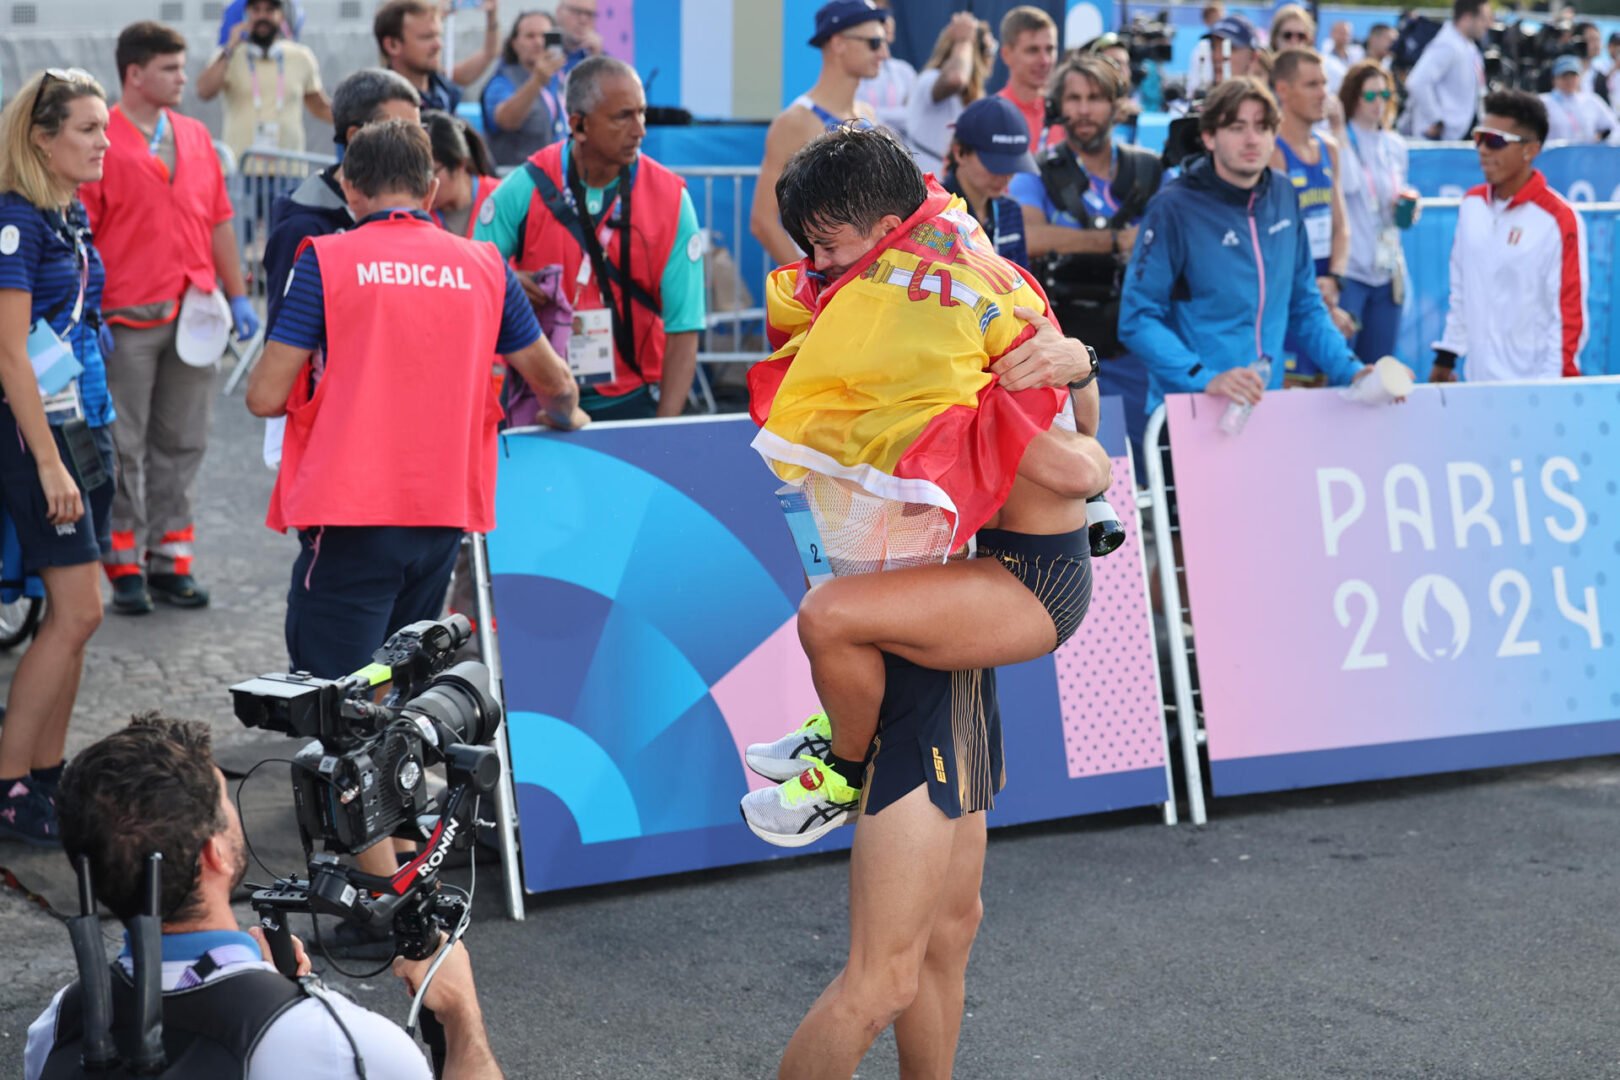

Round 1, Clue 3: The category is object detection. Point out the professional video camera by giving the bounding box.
[229,615,504,973]
[1118,11,1175,72]
[1484,17,1584,91]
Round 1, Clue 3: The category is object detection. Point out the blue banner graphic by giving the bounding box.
[487,405,1170,893]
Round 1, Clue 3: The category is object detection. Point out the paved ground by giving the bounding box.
[3,378,1620,1078]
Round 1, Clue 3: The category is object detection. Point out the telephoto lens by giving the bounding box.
[1086,494,1126,557]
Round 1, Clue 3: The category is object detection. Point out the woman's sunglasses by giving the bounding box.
[1472,126,1528,150]
[31,67,95,122]
[1361,89,1393,101]
[1277,29,1310,43]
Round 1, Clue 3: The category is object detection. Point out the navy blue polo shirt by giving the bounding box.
[0,193,114,427]
[419,70,462,114]
[270,209,540,355]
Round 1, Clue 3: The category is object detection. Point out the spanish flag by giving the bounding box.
[748,181,1067,550]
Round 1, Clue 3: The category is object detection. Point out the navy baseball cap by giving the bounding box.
[1211,14,1258,51]
[809,0,885,46]
[952,96,1039,174]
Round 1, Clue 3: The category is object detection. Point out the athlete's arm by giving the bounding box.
[751,111,817,266]
[1017,428,1112,499]
[1323,135,1350,288]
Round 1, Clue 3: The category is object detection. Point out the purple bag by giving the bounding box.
[503,264,575,429]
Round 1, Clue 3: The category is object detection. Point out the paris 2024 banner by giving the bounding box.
[1167,379,1620,797]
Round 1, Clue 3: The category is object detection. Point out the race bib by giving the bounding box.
[1305,212,1333,262]
[566,307,615,385]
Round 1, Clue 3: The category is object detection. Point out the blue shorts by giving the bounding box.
[861,655,1003,819]
[285,525,462,678]
[0,407,114,573]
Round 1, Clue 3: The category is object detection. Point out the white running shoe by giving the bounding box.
[744,712,833,782]
[740,762,859,848]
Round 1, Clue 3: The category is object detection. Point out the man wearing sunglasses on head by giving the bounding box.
[751,0,885,268]
[1430,90,1588,385]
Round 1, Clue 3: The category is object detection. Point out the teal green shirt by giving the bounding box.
[475,144,706,335]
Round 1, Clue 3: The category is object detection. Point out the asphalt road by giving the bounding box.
[2,376,1618,1079]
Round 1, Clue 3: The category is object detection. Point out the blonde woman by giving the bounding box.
[1269,4,1316,52]
[0,69,116,846]
[907,12,996,177]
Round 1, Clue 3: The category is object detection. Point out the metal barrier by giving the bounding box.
[1142,404,1208,825]
[217,146,337,395]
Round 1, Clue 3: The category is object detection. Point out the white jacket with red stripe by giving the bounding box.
[1434,171,1588,382]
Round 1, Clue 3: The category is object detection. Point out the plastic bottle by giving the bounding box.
[1217,356,1272,436]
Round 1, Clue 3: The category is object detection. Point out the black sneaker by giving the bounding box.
[147,573,210,609]
[0,779,60,848]
[316,917,396,960]
[111,575,154,615]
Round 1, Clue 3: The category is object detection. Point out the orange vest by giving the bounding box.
[516,142,685,398]
[266,213,507,533]
[80,106,232,316]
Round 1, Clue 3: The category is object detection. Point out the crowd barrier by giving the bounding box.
[481,400,1175,894]
[1405,142,1620,202]
[1146,379,1620,822]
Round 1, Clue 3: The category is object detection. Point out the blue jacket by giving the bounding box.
[263,165,351,335]
[1119,154,1361,415]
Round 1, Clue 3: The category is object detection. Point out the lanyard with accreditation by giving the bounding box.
[523,154,660,384]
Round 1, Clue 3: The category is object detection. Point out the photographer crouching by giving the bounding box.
[23,714,502,1079]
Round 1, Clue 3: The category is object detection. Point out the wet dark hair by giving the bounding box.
[343,117,435,198]
[776,125,927,253]
[58,714,227,922]
[423,109,497,178]
[1483,88,1548,144]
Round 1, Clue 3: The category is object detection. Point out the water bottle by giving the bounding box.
[1217,356,1272,436]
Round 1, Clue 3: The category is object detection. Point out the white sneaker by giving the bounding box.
[744,712,832,782]
[740,762,859,848]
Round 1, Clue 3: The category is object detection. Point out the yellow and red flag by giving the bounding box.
[748,182,1066,550]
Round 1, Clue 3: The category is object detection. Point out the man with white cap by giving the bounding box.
[751,0,886,266]
[1541,54,1619,144]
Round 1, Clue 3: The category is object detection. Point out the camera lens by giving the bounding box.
[405,661,501,748]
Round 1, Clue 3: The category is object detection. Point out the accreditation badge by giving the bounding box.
[567,307,615,385]
[253,120,282,149]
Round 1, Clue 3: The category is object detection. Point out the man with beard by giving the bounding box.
[25,715,504,1079]
[197,0,331,159]
[1010,54,1164,472]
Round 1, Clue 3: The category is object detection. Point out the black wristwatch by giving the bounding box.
[1068,345,1101,390]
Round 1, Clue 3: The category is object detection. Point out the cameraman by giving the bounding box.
[1010,54,1164,474]
[25,715,502,1079]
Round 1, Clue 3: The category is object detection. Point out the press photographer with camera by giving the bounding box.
[1010,54,1164,474]
[24,714,502,1079]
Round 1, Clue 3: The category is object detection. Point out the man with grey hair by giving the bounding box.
[263,68,421,333]
[476,54,704,420]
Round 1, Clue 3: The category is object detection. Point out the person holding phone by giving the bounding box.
[481,9,568,167]
[0,69,119,847]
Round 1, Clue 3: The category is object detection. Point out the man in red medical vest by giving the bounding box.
[475,55,705,421]
[81,21,259,615]
[246,118,585,685]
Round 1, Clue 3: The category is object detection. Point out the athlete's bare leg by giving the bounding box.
[799,559,1054,762]
[778,784,967,1079]
[893,809,988,1079]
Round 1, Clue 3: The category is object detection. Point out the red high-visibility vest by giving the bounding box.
[517,142,685,398]
[80,106,234,319]
[266,212,507,533]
